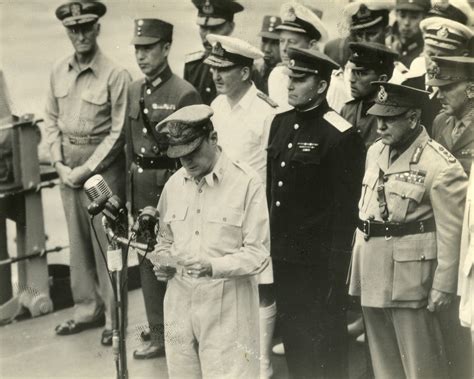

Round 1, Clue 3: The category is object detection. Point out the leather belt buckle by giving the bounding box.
[383,222,392,240]
[363,220,371,241]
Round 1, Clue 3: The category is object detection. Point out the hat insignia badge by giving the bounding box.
[428,65,440,79]
[289,59,295,68]
[357,5,370,18]
[203,0,214,15]
[437,27,449,38]
[70,3,82,17]
[213,42,225,57]
[378,86,388,103]
[284,6,297,22]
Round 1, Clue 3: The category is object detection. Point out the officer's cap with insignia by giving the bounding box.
[344,1,393,31]
[259,15,283,40]
[204,34,263,68]
[427,56,474,87]
[157,105,215,159]
[285,47,339,79]
[395,0,431,13]
[56,0,106,27]
[192,0,244,27]
[420,16,473,50]
[427,0,474,26]
[131,19,173,45]
[349,42,399,71]
[368,82,429,116]
[276,2,328,42]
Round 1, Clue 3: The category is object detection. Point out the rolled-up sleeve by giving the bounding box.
[85,69,131,172]
[210,177,270,278]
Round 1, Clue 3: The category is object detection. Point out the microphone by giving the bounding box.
[132,206,159,244]
[84,174,113,215]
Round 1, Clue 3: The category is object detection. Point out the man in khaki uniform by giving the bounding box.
[349,82,468,378]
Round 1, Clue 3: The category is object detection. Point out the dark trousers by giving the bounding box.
[139,254,166,343]
[274,260,348,379]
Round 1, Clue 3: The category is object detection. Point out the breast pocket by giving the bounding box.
[392,236,437,301]
[387,181,425,222]
[80,88,109,129]
[162,205,188,240]
[206,207,244,252]
[54,84,69,116]
[359,171,378,212]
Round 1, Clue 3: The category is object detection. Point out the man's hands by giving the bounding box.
[180,257,212,278]
[153,264,177,282]
[55,162,91,188]
[427,288,453,312]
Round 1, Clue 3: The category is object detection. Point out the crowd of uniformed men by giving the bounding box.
[43,0,474,377]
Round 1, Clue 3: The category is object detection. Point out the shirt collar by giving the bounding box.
[68,48,102,76]
[145,64,173,89]
[226,83,257,111]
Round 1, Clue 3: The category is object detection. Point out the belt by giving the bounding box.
[358,217,436,241]
[64,134,106,145]
[134,155,177,170]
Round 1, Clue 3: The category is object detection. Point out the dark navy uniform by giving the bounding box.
[387,28,424,67]
[183,51,215,105]
[267,100,365,378]
[341,99,379,148]
[125,62,201,349]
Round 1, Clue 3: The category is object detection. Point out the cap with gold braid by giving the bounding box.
[157,105,214,158]
[204,34,263,68]
[55,0,106,27]
[368,82,429,116]
[420,16,473,50]
[344,1,393,31]
[427,56,474,87]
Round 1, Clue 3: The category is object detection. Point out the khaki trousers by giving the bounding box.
[363,306,448,379]
[164,275,260,379]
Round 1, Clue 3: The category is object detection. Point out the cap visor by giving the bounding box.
[167,136,205,159]
[283,67,306,78]
[275,24,307,35]
[395,4,426,11]
[203,56,236,68]
[196,16,227,27]
[131,36,161,45]
[259,31,280,40]
[426,77,458,87]
[367,104,410,117]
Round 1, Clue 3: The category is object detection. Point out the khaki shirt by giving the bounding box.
[154,152,270,279]
[44,49,131,172]
[349,128,468,308]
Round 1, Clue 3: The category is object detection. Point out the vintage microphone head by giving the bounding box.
[84,174,113,202]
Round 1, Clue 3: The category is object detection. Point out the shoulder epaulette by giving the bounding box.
[257,92,278,108]
[427,140,458,164]
[410,144,425,164]
[185,50,205,64]
[323,110,352,132]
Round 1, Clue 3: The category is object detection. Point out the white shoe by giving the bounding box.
[272,343,285,355]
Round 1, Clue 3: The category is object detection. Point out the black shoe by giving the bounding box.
[133,342,165,360]
[55,314,106,336]
[140,330,151,342]
[101,329,113,346]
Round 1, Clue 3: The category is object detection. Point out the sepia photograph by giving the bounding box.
[0,0,473,378]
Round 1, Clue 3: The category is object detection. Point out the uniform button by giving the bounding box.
[199,189,203,193]
[195,231,199,236]
[138,167,144,173]
[420,255,425,261]
[142,128,147,134]
[401,194,406,199]
[288,143,293,149]
[275,201,281,207]
[222,217,227,222]
[197,209,201,214]
[294,123,300,130]
[280,161,286,167]
[146,89,151,95]
[140,147,146,153]
[278,181,283,187]
[402,51,407,56]
[172,214,176,219]
[206,87,211,93]
[143,108,149,114]
[383,176,388,182]
[152,145,159,153]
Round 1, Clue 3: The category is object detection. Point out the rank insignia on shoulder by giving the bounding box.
[257,92,278,108]
[410,144,424,164]
[323,111,352,132]
[460,149,474,157]
[185,50,205,64]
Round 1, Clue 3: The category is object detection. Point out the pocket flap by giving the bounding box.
[393,239,437,262]
[82,89,108,105]
[163,205,188,223]
[208,207,243,227]
[54,84,69,98]
[388,181,425,203]
[291,149,320,165]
